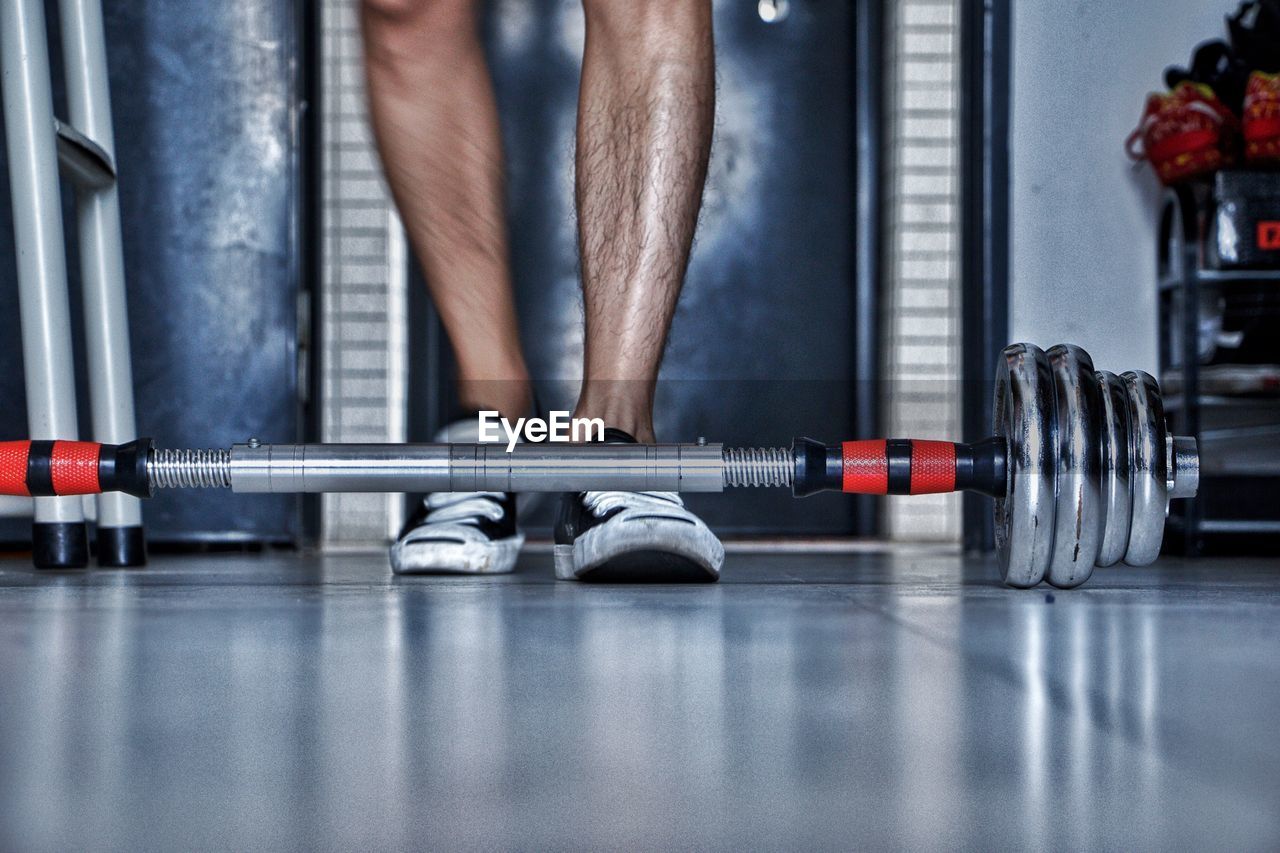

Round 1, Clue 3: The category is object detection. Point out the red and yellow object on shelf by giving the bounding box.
[1243,70,1280,165]
[1127,81,1239,185]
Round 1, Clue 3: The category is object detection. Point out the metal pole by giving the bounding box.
[853,0,885,537]
[148,443,731,495]
[0,0,88,566]
[57,0,145,566]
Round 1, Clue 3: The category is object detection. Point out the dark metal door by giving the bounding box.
[411,1,863,536]
[0,0,305,544]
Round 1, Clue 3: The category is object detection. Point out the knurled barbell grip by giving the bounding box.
[0,438,153,499]
[790,437,1007,498]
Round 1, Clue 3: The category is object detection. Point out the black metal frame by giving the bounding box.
[299,0,323,543]
[1161,186,1204,554]
[853,0,885,537]
[959,0,1011,551]
[1158,180,1280,553]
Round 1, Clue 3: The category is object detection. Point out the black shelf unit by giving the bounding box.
[1158,174,1280,553]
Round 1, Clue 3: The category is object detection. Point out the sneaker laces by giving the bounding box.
[422,492,507,526]
[583,491,684,517]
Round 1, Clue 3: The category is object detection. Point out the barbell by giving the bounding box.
[0,343,1197,588]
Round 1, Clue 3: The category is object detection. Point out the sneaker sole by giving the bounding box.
[391,533,524,575]
[554,520,722,583]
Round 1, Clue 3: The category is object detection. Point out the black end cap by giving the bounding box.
[96,525,147,568]
[792,437,842,497]
[99,438,154,498]
[32,521,90,569]
[969,436,1008,498]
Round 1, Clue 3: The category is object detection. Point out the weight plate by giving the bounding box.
[1122,371,1169,566]
[1045,345,1103,588]
[1095,371,1132,567]
[992,343,1056,588]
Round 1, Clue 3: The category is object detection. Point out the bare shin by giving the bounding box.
[572,0,716,443]
[361,0,531,420]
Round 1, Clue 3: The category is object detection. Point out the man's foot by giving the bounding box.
[553,429,723,582]
[390,416,524,575]
[391,490,523,575]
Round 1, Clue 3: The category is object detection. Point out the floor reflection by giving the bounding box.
[0,551,1276,849]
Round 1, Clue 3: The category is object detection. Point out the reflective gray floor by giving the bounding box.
[0,547,1278,851]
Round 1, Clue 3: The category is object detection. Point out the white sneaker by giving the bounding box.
[551,428,723,582]
[553,489,724,582]
[389,416,524,575]
[391,490,523,575]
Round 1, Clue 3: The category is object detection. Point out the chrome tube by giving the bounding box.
[224,443,727,494]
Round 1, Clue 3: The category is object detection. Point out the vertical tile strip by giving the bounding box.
[319,0,408,547]
[884,0,962,541]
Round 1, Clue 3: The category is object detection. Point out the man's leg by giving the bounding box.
[555,0,722,582]
[362,0,530,421]
[363,0,526,574]
[572,0,716,443]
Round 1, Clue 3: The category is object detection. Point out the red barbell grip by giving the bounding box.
[841,439,888,493]
[910,440,959,494]
[0,440,105,497]
[840,439,958,496]
[0,441,31,496]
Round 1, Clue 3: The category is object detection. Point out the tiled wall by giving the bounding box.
[319,0,408,546]
[883,0,963,541]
